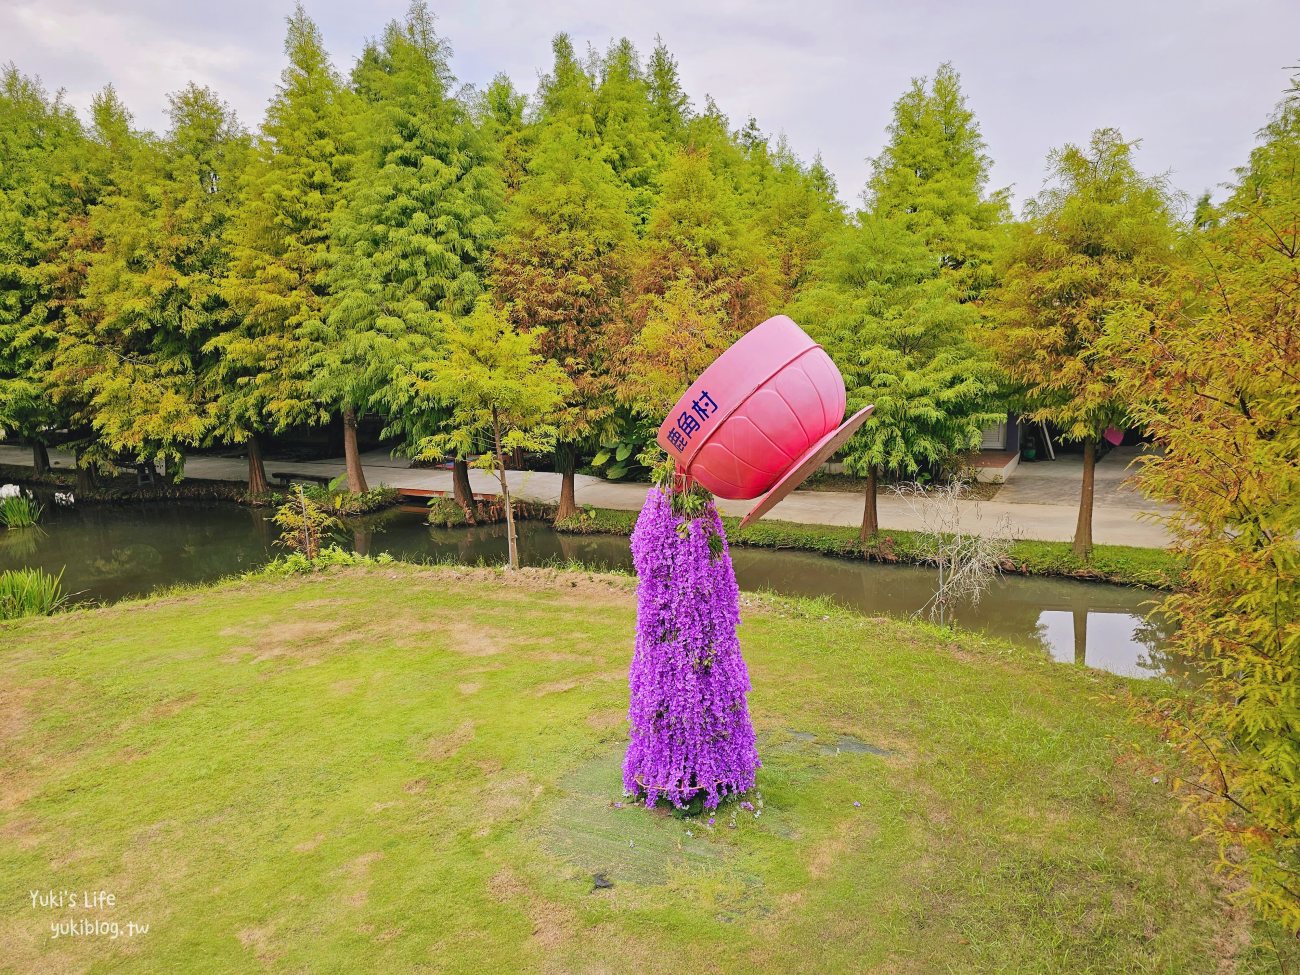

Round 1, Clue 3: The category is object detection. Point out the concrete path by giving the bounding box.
[0,443,1174,547]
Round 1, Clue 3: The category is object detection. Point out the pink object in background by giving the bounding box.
[656,315,872,527]
[1103,426,1124,447]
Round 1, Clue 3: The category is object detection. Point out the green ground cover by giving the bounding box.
[1,562,1277,973]
[557,506,1182,588]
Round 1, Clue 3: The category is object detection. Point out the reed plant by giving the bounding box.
[0,566,67,619]
[0,494,43,529]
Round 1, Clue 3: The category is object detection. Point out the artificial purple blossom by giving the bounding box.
[623,487,760,810]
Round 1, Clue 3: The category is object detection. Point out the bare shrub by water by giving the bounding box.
[893,480,1016,626]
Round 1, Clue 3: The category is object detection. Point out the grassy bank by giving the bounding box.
[0,563,1276,973]
[557,506,1182,589]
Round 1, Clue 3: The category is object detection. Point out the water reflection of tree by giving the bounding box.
[1132,606,1191,681]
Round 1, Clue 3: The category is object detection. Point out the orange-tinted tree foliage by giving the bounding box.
[1112,89,1300,933]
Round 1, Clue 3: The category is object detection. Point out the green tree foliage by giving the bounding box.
[56,84,248,474]
[793,65,1002,538]
[742,132,846,301]
[1110,83,1300,933]
[211,5,351,494]
[44,84,146,484]
[383,301,572,569]
[865,62,1009,296]
[990,129,1177,557]
[537,34,597,132]
[317,1,501,492]
[792,217,1001,539]
[490,120,635,519]
[593,38,666,227]
[619,146,781,413]
[646,38,691,141]
[0,66,85,472]
[476,74,530,196]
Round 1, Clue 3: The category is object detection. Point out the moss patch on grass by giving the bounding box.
[0,562,1280,972]
[557,506,1183,589]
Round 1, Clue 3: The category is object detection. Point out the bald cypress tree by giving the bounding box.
[59,85,248,473]
[0,67,85,473]
[793,64,1005,537]
[477,74,530,197]
[44,85,145,486]
[593,39,665,228]
[791,217,1002,539]
[865,62,1009,297]
[315,1,501,493]
[491,121,635,519]
[537,34,597,131]
[212,5,351,495]
[990,130,1177,558]
[646,38,691,142]
[620,147,780,414]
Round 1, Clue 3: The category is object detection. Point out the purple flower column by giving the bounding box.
[623,487,760,809]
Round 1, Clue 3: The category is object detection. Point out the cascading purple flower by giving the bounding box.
[623,487,760,810]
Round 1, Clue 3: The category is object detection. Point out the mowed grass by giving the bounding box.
[0,564,1254,973]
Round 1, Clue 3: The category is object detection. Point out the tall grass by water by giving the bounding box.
[0,493,43,529]
[0,566,67,619]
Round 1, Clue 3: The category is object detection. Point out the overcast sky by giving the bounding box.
[3,0,1297,212]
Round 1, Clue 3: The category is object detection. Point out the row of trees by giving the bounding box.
[0,3,842,521]
[0,3,1194,559]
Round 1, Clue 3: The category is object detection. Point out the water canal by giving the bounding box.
[0,497,1176,679]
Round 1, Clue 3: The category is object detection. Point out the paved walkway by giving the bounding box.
[0,444,1173,547]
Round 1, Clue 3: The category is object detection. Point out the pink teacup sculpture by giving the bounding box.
[656,314,873,527]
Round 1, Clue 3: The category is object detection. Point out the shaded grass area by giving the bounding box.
[0,563,1277,973]
[557,506,1182,589]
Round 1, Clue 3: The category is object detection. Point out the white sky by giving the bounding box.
[2,0,1296,212]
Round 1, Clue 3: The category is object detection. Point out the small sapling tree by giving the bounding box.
[386,302,572,570]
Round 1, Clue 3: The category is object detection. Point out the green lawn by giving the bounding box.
[0,564,1264,973]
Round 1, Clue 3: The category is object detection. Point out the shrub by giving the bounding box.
[0,567,67,619]
[303,484,400,515]
[249,545,395,578]
[427,496,471,527]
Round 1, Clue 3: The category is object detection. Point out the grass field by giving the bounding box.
[0,563,1274,973]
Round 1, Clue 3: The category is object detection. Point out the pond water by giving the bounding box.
[0,496,1178,680]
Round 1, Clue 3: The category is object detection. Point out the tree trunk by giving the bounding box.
[247,434,269,497]
[1073,438,1096,560]
[452,458,474,517]
[32,441,49,476]
[342,405,368,494]
[859,466,879,543]
[492,407,519,570]
[353,526,372,558]
[75,461,93,495]
[554,444,578,523]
